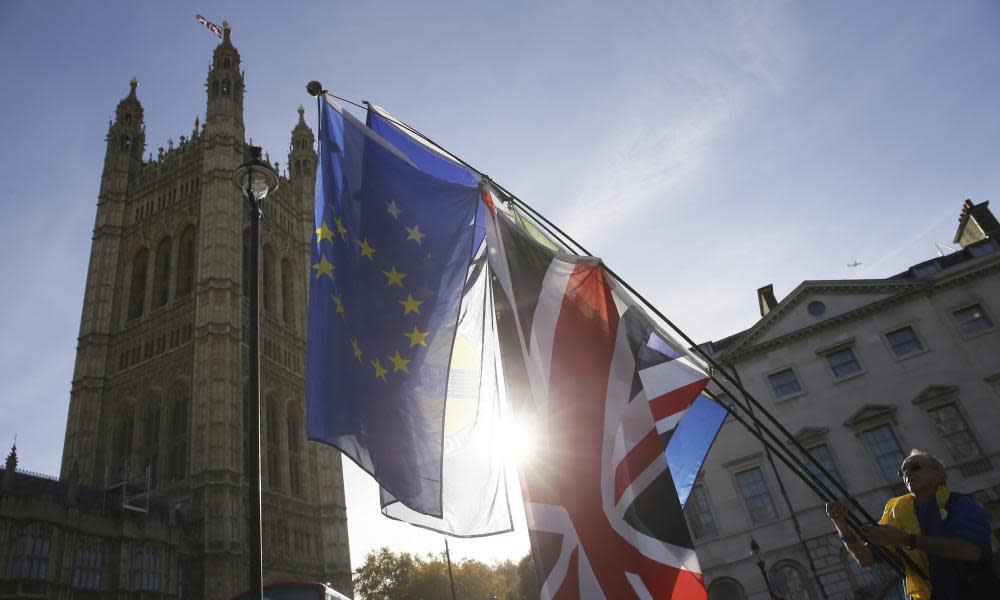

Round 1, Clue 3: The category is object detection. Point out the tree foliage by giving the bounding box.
[353,548,539,600]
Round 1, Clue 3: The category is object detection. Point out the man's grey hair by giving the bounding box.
[907,449,947,481]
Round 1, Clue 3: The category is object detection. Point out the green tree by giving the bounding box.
[352,548,539,600]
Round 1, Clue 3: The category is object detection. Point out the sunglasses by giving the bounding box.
[898,462,926,479]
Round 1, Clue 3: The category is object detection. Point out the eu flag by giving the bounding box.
[306,97,479,517]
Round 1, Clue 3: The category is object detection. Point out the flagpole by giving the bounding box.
[444,538,458,600]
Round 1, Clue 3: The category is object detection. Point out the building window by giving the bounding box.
[8,524,50,580]
[222,79,231,95]
[263,244,276,313]
[131,549,161,591]
[806,444,844,492]
[886,326,923,357]
[128,248,149,320]
[282,257,295,325]
[176,226,196,297]
[152,236,172,308]
[768,368,801,399]
[708,577,746,600]
[863,425,905,481]
[807,301,826,317]
[684,484,718,538]
[771,562,813,600]
[824,347,862,379]
[735,467,778,523]
[73,543,102,589]
[926,403,982,463]
[288,410,302,497]
[953,304,994,336]
[169,390,189,482]
[266,399,281,490]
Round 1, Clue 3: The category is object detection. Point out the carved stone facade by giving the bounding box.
[692,201,1000,600]
[1,23,350,599]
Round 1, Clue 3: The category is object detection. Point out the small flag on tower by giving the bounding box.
[195,14,223,39]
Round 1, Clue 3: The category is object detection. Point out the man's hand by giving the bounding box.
[825,501,850,528]
[862,524,908,548]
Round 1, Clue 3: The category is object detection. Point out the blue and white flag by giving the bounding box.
[306,96,479,517]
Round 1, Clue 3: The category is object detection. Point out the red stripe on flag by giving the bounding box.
[614,429,663,504]
[648,378,709,422]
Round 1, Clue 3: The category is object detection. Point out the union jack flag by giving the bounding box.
[486,194,710,599]
[195,14,223,39]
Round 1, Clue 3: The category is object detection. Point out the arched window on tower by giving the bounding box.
[212,80,219,97]
[168,388,189,482]
[222,79,231,95]
[139,399,161,488]
[262,244,276,313]
[120,136,131,150]
[281,257,294,325]
[114,406,135,473]
[266,398,282,490]
[176,226,196,298]
[152,237,171,308]
[224,58,231,69]
[128,248,149,320]
[287,403,302,497]
[125,113,132,125]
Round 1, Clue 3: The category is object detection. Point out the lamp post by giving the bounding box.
[750,537,778,600]
[232,146,278,600]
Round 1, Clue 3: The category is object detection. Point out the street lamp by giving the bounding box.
[750,537,778,599]
[232,145,279,600]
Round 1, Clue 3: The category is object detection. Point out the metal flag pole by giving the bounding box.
[444,538,458,600]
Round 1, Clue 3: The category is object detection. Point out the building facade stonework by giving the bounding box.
[1,24,351,599]
[691,200,1000,600]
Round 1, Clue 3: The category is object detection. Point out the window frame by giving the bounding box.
[951,302,996,339]
[766,366,805,401]
[684,483,719,539]
[733,466,779,524]
[882,324,927,361]
[861,424,907,483]
[816,340,865,382]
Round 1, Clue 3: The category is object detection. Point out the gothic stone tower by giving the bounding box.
[60,23,351,598]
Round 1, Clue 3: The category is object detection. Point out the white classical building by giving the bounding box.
[690,199,1000,600]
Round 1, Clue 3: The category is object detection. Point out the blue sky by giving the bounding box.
[1,0,998,571]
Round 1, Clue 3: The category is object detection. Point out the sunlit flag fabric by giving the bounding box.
[195,14,223,38]
[363,105,513,536]
[667,394,726,507]
[306,96,479,517]
[486,195,710,599]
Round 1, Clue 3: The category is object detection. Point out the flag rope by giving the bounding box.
[312,88,921,581]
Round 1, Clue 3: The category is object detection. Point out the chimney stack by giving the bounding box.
[757,284,778,317]
[953,199,999,248]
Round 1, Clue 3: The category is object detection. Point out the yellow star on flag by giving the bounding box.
[388,351,411,374]
[312,255,335,280]
[386,200,402,219]
[331,294,345,318]
[335,217,348,240]
[358,238,376,261]
[315,221,335,244]
[371,357,388,382]
[405,224,426,244]
[350,338,363,363]
[404,325,429,348]
[382,266,406,287]
[399,293,424,316]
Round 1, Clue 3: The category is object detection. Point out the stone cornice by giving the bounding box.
[722,257,1000,360]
